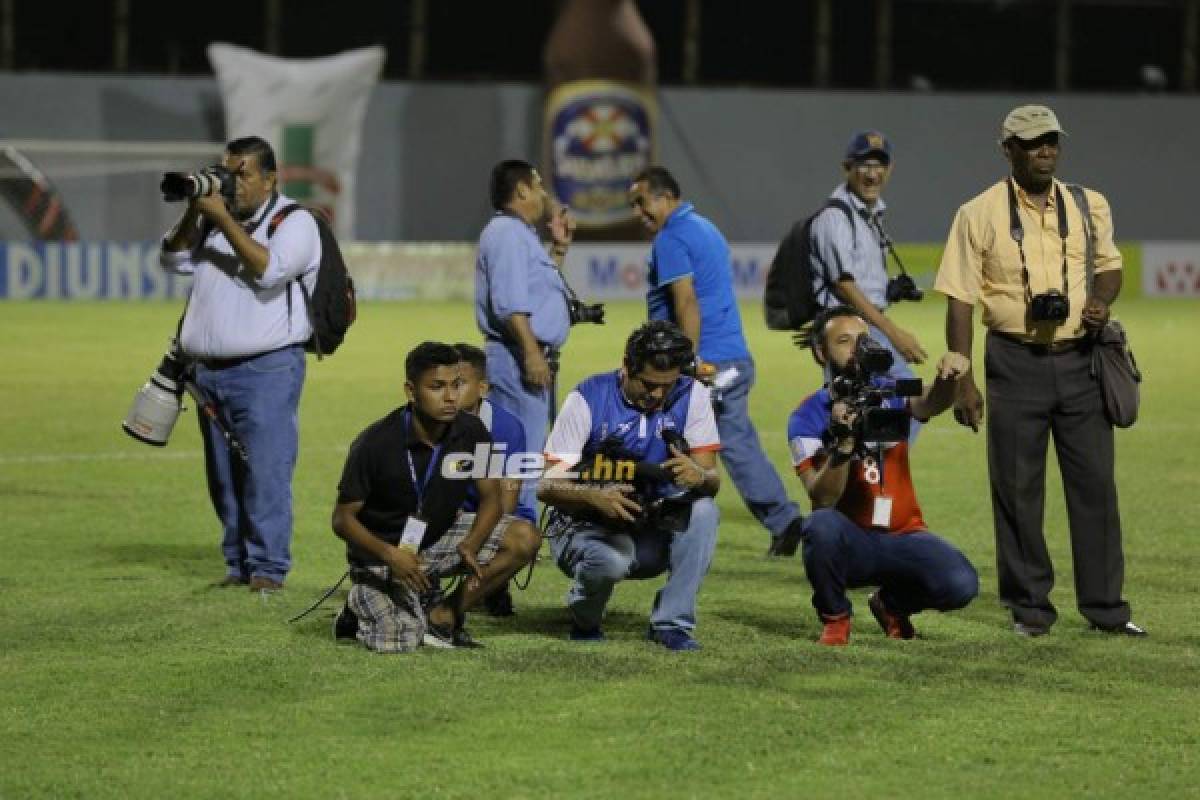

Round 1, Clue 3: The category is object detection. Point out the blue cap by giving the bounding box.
[845,130,892,164]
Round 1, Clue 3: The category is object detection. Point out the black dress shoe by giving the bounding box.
[451,627,485,648]
[1013,621,1050,637]
[1090,621,1148,637]
[332,603,359,641]
[766,517,806,558]
[482,585,516,617]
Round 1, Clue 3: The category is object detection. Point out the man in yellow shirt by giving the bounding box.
[934,105,1144,638]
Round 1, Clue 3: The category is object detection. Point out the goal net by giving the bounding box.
[0,139,224,242]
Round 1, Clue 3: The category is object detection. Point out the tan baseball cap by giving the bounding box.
[1001,105,1067,141]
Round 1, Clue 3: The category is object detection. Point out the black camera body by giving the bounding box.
[886,273,924,304]
[160,165,237,205]
[1029,289,1070,323]
[829,335,923,445]
[568,297,606,326]
[592,428,697,533]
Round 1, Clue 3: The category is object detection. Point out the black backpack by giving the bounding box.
[269,204,357,358]
[763,199,854,331]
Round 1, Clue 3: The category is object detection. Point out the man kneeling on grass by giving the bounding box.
[539,321,721,651]
[787,307,979,646]
[331,341,541,652]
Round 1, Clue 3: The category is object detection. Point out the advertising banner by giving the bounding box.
[561,243,776,300]
[0,241,780,302]
[1141,242,1200,297]
[544,80,656,230]
[208,44,385,240]
[0,242,191,299]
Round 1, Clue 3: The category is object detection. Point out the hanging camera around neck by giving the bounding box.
[1007,178,1071,324]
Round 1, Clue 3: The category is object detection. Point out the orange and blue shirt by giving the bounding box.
[786,388,927,534]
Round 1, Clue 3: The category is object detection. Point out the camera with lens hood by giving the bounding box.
[160,165,236,205]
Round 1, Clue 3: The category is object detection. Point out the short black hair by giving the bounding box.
[632,166,680,198]
[794,305,865,352]
[405,341,461,384]
[225,136,277,174]
[489,159,536,211]
[453,342,487,377]
[624,320,694,375]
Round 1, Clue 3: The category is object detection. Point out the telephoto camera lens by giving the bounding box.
[122,343,191,446]
[159,165,234,203]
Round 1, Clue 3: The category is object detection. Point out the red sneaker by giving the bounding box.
[818,613,851,646]
[868,591,915,639]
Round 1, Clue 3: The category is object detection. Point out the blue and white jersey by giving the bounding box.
[463,398,537,524]
[544,370,720,485]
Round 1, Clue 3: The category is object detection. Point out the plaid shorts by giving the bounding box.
[348,513,515,654]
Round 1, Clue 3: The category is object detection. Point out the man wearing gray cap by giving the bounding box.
[934,105,1144,638]
[808,131,928,383]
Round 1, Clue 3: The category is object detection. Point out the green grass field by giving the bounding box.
[2,285,1198,798]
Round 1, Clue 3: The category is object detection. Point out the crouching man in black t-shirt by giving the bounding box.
[332,342,541,652]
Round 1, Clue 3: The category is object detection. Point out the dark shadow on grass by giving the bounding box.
[98,542,215,580]
[283,595,649,646]
[708,606,809,639]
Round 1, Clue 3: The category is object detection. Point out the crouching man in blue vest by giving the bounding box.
[539,321,721,651]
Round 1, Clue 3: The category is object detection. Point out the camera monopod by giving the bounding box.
[182,379,249,464]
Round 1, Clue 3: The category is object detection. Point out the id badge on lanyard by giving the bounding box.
[400,410,441,549]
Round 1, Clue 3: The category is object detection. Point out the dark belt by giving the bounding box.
[992,331,1087,355]
[196,343,300,371]
[485,335,561,360]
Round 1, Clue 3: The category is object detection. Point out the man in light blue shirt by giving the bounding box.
[809,131,926,383]
[475,160,575,514]
[630,166,805,557]
[160,136,320,592]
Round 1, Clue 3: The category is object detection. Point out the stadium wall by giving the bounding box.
[0,74,1196,244]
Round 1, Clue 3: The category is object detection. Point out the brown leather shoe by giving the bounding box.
[248,576,284,592]
[213,575,249,588]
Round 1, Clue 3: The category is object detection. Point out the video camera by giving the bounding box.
[594,428,697,533]
[160,165,236,205]
[828,334,922,445]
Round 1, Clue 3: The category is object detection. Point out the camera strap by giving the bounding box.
[1006,178,1069,303]
[244,191,281,237]
[865,212,912,279]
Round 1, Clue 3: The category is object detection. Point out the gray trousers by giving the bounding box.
[984,332,1131,629]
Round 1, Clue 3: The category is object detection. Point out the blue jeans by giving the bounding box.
[194,346,305,582]
[551,498,719,633]
[801,508,978,619]
[709,357,801,538]
[484,341,551,516]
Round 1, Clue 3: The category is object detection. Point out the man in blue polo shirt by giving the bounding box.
[629,167,805,557]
